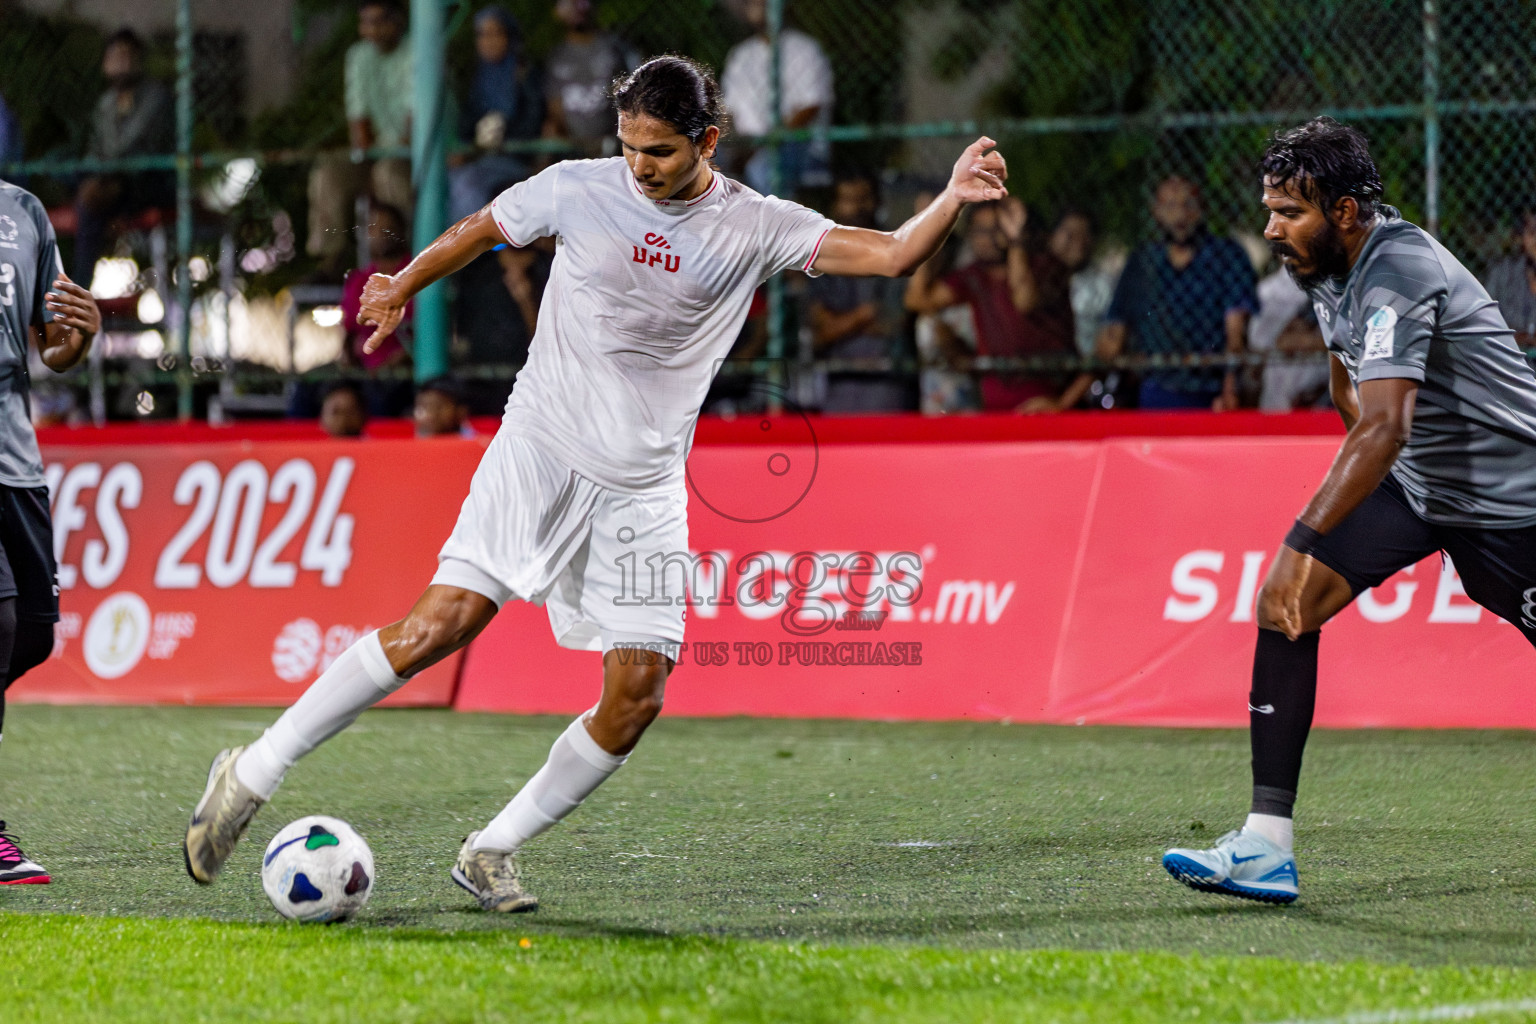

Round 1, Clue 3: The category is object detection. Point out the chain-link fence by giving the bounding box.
[0,0,1529,423]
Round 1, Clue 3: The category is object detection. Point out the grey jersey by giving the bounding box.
[1308,209,1536,527]
[0,181,58,488]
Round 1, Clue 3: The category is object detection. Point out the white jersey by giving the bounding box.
[489,157,835,491]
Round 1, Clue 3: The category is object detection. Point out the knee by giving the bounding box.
[619,669,668,722]
[1255,583,1285,632]
[1255,583,1319,634]
[604,663,670,729]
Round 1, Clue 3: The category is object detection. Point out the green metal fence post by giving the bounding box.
[765,0,786,412]
[411,0,450,383]
[1423,0,1440,237]
[175,0,194,420]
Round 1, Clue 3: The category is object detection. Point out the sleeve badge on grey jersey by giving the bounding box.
[1362,306,1397,361]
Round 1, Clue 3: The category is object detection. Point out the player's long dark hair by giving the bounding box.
[611,55,727,143]
[1260,117,1383,221]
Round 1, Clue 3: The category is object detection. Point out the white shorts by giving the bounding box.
[434,430,688,654]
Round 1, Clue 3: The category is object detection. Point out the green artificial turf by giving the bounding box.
[6,913,1536,1024]
[2,706,1535,1021]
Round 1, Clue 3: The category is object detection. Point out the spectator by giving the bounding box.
[806,173,911,413]
[0,91,21,166]
[1248,267,1329,411]
[906,197,1085,413]
[1055,207,1114,356]
[915,301,979,415]
[73,28,174,286]
[319,381,367,438]
[1097,175,1257,410]
[1485,207,1536,348]
[542,0,638,158]
[720,0,833,196]
[339,203,414,416]
[905,191,978,415]
[448,7,543,224]
[307,0,413,278]
[414,376,472,437]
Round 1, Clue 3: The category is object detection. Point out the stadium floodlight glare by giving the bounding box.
[89,257,139,300]
[311,305,343,328]
[136,289,164,325]
[201,158,261,214]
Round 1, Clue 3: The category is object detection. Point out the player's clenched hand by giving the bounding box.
[1258,545,1314,641]
[359,273,406,353]
[44,273,100,337]
[949,137,1008,204]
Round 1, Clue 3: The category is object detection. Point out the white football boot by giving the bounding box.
[1163,828,1299,904]
[183,746,265,884]
[452,832,539,913]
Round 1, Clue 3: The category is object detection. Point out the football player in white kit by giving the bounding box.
[184,55,1008,912]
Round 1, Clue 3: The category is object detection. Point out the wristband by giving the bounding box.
[1283,519,1324,555]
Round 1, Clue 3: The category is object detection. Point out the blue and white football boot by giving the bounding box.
[1163,828,1299,904]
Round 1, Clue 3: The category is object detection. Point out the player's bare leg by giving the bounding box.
[184,586,497,883]
[1164,558,1354,903]
[454,645,672,912]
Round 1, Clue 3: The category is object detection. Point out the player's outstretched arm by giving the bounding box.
[1259,376,1417,638]
[36,273,100,372]
[359,207,506,353]
[810,137,1008,279]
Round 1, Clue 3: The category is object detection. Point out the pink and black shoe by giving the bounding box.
[0,822,49,884]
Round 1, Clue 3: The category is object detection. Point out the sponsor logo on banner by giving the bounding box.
[148,612,196,659]
[272,618,323,682]
[1162,548,1482,625]
[272,619,374,683]
[83,592,151,679]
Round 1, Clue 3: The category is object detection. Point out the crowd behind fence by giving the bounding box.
[1,0,1533,428]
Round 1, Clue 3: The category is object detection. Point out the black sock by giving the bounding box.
[0,598,16,745]
[1249,628,1319,818]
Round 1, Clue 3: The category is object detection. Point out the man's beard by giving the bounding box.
[1273,219,1349,289]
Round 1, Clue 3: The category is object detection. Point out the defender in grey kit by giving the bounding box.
[0,180,101,885]
[1163,117,1536,904]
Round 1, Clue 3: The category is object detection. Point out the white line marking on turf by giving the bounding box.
[1262,998,1536,1024]
[611,848,681,859]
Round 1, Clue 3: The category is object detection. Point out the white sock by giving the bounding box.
[235,631,408,800]
[1244,812,1294,852]
[474,715,627,852]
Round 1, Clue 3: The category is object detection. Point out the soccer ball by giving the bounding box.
[260,815,375,923]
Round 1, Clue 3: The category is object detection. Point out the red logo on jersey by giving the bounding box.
[632,233,681,273]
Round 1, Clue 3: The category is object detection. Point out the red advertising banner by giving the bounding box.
[12,440,484,707]
[17,423,1535,730]
[457,436,1536,730]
